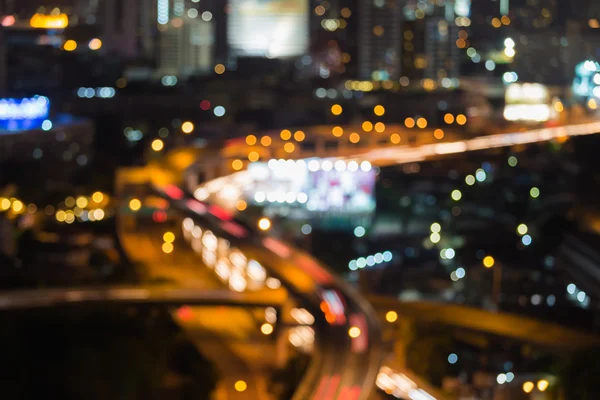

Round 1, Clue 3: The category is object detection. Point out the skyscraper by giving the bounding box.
[424,17,459,82]
[357,0,403,80]
[102,0,140,59]
[227,0,309,59]
[157,1,215,76]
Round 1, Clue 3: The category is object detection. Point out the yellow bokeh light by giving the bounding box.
[246,134,257,145]
[537,380,549,392]
[28,204,37,214]
[65,212,75,224]
[12,200,24,213]
[501,15,511,25]
[163,231,175,243]
[390,133,401,144]
[214,63,226,74]
[434,129,444,139]
[373,25,384,36]
[294,130,305,141]
[492,17,502,28]
[404,117,415,128]
[258,217,271,231]
[129,198,142,211]
[331,104,343,115]
[341,7,351,18]
[260,323,274,335]
[92,192,104,203]
[88,38,102,50]
[76,196,88,208]
[0,198,10,211]
[483,256,495,268]
[522,382,534,393]
[236,200,247,211]
[444,113,455,124]
[314,5,325,16]
[248,151,260,162]
[332,126,344,137]
[349,132,360,143]
[588,98,597,109]
[234,380,247,392]
[374,105,385,116]
[416,118,428,129]
[232,159,243,170]
[261,136,272,146]
[151,139,164,152]
[385,311,398,323]
[517,223,528,235]
[56,210,66,222]
[63,39,77,51]
[348,326,361,338]
[456,114,467,125]
[374,122,386,133]
[362,121,373,132]
[30,13,69,29]
[554,102,564,112]
[280,129,292,140]
[181,121,194,134]
[284,142,295,153]
[162,242,174,254]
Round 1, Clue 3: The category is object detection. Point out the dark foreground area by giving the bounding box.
[0,306,219,400]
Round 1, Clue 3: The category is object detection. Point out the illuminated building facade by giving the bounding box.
[158,15,214,76]
[227,0,309,59]
[0,96,50,131]
[156,0,216,77]
[0,96,95,183]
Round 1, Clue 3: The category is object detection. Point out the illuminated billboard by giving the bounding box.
[30,13,68,29]
[247,158,376,215]
[228,0,308,58]
[0,96,50,131]
[503,83,555,122]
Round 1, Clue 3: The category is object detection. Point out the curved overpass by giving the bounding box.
[0,286,285,310]
[115,119,600,399]
[151,183,383,400]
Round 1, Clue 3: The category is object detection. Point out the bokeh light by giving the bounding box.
[331,104,343,115]
[385,311,398,323]
[483,256,495,268]
[181,121,194,134]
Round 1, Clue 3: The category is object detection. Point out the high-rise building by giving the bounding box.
[102,0,140,59]
[357,0,403,80]
[157,1,215,77]
[227,0,309,59]
[357,0,463,82]
[424,17,460,82]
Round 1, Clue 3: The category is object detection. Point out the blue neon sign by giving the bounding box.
[0,95,50,131]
